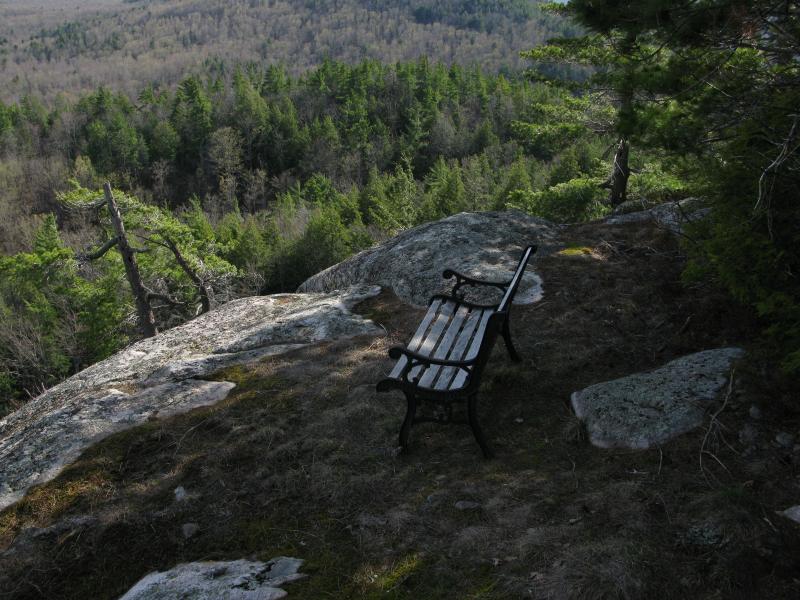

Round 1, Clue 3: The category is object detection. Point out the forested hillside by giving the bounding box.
[1,0,797,430]
[1,2,800,597]
[3,58,683,412]
[0,0,578,102]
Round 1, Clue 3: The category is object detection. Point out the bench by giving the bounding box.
[377,245,537,457]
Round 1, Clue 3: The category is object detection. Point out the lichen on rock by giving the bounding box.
[571,348,745,449]
[119,557,304,600]
[298,210,559,307]
[604,198,710,233]
[0,286,381,511]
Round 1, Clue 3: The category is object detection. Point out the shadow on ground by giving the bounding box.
[2,221,799,599]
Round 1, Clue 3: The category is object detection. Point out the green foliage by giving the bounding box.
[0,57,627,404]
[62,182,239,313]
[553,0,800,372]
[626,162,687,203]
[0,216,129,407]
[508,177,607,223]
[419,159,468,223]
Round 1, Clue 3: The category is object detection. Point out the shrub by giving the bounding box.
[508,177,608,222]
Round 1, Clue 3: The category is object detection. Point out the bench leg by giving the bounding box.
[468,394,494,459]
[502,317,521,362]
[399,391,417,453]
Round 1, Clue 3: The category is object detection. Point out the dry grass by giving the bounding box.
[1,221,799,599]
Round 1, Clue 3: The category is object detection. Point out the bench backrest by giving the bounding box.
[497,245,536,313]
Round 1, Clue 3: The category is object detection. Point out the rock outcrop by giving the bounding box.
[298,210,559,307]
[571,348,744,449]
[604,197,709,233]
[120,557,304,600]
[0,286,380,511]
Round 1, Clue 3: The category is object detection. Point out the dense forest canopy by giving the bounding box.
[0,0,579,103]
[5,56,682,411]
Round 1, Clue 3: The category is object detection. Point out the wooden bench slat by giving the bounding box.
[433,307,483,390]
[416,304,470,388]
[389,298,442,379]
[449,309,493,389]
[407,300,455,382]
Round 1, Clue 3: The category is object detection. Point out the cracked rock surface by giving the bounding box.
[0,287,380,510]
[119,557,304,600]
[298,210,559,307]
[571,348,745,449]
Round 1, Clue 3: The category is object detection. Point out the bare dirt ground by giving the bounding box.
[1,221,799,599]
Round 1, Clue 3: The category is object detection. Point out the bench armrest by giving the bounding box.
[442,269,511,291]
[388,345,477,367]
[429,293,500,311]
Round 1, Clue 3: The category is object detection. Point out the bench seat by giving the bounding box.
[377,246,536,457]
[386,297,493,393]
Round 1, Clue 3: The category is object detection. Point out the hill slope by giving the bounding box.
[0,0,576,102]
[2,211,799,599]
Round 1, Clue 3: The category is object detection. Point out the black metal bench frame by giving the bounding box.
[377,245,536,457]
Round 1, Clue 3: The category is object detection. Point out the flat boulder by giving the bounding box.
[0,286,380,510]
[298,210,559,307]
[571,348,745,449]
[120,557,304,600]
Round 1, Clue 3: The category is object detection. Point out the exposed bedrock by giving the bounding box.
[0,286,381,511]
[298,210,560,307]
[119,557,305,600]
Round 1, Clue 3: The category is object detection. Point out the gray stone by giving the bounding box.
[604,198,709,233]
[0,286,381,511]
[749,404,763,420]
[571,348,745,449]
[174,486,187,502]
[298,210,559,307]
[182,523,200,539]
[119,557,304,600]
[775,432,796,448]
[778,506,800,525]
[455,500,482,511]
[738,423,758,446]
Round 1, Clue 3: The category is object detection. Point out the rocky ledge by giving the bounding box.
[0,286,380,511]
[299,210,560,307]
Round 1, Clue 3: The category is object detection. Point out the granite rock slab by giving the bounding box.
[0,287,381,510]
[571,348,745,449]
[298,210,559,307]
[119,557,304,600]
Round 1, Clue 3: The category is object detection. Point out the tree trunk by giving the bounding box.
[607,137,630,207]
[103,183,157,338]
[163,236,212,314]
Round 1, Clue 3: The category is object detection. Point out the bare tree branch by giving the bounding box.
[78,236,119,261]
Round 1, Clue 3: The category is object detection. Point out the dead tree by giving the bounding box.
[602,137,631,206]
[103,183,158,337]
[80,184,158,338]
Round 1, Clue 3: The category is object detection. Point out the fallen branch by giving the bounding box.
[700,369,735,487]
